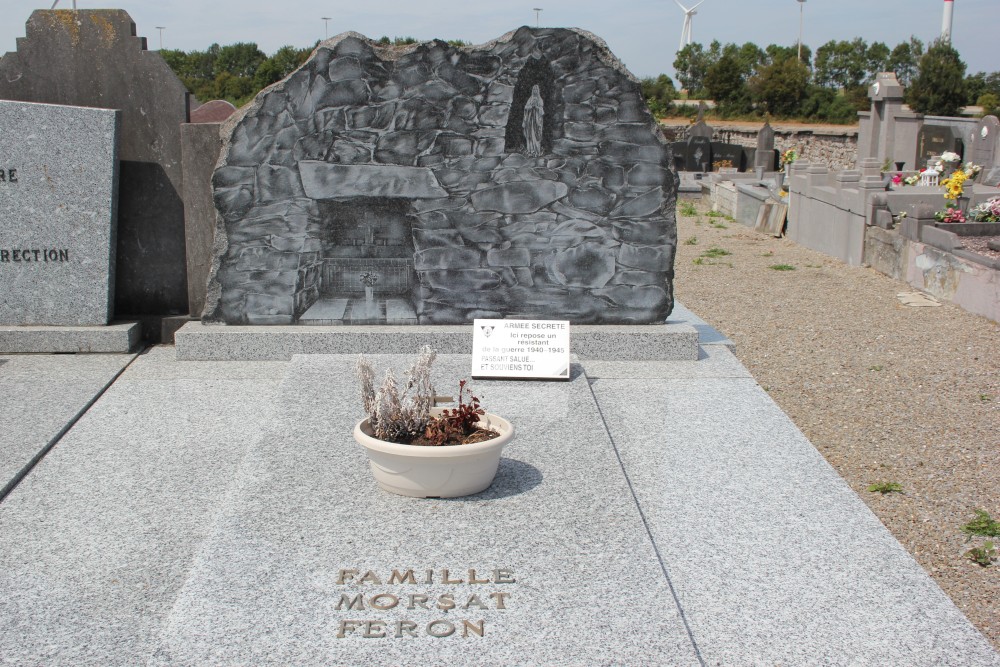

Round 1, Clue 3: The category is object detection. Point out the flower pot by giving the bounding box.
[353,411,515,498]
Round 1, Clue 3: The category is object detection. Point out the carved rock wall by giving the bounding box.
[205,27,676,324]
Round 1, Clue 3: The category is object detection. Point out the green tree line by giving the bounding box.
[643,36,1000,123]
[161,36,465,107]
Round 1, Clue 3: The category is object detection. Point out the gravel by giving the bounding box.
[674,201,1000,650]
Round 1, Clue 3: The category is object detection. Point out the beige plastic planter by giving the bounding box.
[353,412,515,498]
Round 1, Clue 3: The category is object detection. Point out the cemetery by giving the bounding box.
[0,8,998,665]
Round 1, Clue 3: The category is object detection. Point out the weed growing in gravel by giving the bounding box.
[706,210,724,218]
[867,482,903,494]
[701,247,731,258]
[684,236,698,245]
[979,394,992,402]
[769,264,796,271]
[869,365,884,371]
[762,251,774,257]
[962,510,1000,537]
[679,201,698,217]
[965,542,997,567]
[711,222,729,229]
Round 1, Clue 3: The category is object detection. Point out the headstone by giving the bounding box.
[0,101,120,325]
[204,28,677,326]
[180,123,223,318]
[917,125,961,168]
[755,122,776,171]
[189,100,237,124]
[710,142,745,171]
[687,116,714,141]
[0,10,192,319]
[685,136,712,172]
[969,115,999,175]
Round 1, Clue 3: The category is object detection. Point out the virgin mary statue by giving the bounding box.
[522,84,544,157]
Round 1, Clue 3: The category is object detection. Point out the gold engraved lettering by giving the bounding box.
[362,620,386,638]
[370,594,399,610]
[462,620,485,638]
[408,594,430,609]
[337,620,361,638]
[467,568,490,584]
[395,620,418,638]
[489,592,510,609]
[388,569,416,584]
[427,620,456,638]
[359,570,382,585]
[463,594,488,610]
[441,568,463,584]
[494,568,516,584]
[336,569,359,584]
[335,593,365,611]
[437,593,455,611]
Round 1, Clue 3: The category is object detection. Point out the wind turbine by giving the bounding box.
[674,0,705,52]
[50,0,78,8]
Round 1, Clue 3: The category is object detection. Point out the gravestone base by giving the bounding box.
[0,322,141,354]
[173,322,699,362]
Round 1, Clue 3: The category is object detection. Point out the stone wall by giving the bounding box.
[661,123,858,171]
[205,27,676,325]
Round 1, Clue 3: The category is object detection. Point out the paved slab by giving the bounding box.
[150,355,702,665]
[0,347,287,666]
[0,352,135,498]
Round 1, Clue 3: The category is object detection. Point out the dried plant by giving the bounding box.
[356,346,437,442]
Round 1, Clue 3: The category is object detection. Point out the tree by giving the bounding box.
[886,37,923,87]
[253,45,312,90]
[640,74,676,117]
[814,39,869,90]
[214,42,267,79]
[704,51,752,115]
[978,93,1000,118]
[750,58,809,117]
[906,39,968,117]
[673,41,721,96]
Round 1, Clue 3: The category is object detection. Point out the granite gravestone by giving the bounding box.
[0,10,191,320]
[917,125,962,168]
[685,136,712,172]
[711,142,745,171]
[755,122,776,171]
[205,28,676,325]
[0,100,120,326]
[970,115,999,176]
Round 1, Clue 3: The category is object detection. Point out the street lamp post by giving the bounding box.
[797,0,806,62]
[321,17,331,40]
[155,26,165,50]
[533,8,543,27]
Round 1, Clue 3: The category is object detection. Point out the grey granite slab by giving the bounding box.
[582,343,751,379]
[174,321,699,361]
[150,354,701,665]
[592,376,1000,666]
[0,322,140,353]
[0,100,120,326]
[668,301,735,350]
[0,347,285,666]
[0,352,135,498]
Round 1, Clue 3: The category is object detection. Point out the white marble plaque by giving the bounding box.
[472,319,570,380]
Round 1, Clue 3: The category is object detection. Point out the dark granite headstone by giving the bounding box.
[0,10,191,319]
[917,125,962,168]
[670,142,688,170]
[205,28,676,325]
[755,122,775,171]
[685,136,712,172]
[711,142,745,172]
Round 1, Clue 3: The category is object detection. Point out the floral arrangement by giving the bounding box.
[934,206,966,224]
[359,271,379,287]
[356,346,498,446]
[932,151,961,172]
[780,149,797,172]
[970,197,1000,223]
[941,169,968,200]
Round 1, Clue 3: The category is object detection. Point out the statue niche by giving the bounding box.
[505,58,557,156]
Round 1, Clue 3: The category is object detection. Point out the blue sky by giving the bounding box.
[1,1,996,79]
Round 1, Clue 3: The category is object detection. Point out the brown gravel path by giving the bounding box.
[673,200,1000,650]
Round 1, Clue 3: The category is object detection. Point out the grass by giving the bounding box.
[706,210,725,218]
[762,251,774,257]
[867,482,903,495]
[678,201,698,217]
[869,365,884,372]
[711,222,729,229]
[684,236,698,246]
[962,510,1000,537]
[700,247,731,259]
[769,264,796,271]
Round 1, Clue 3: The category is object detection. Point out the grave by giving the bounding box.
[204,28,675,327]
[0,10,192,323]
[917,125,964,169]
[970,115,999,179]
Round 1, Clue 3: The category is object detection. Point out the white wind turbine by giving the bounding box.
[674,0,706,52]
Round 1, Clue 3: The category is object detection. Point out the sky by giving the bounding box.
[1,0,997,80]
